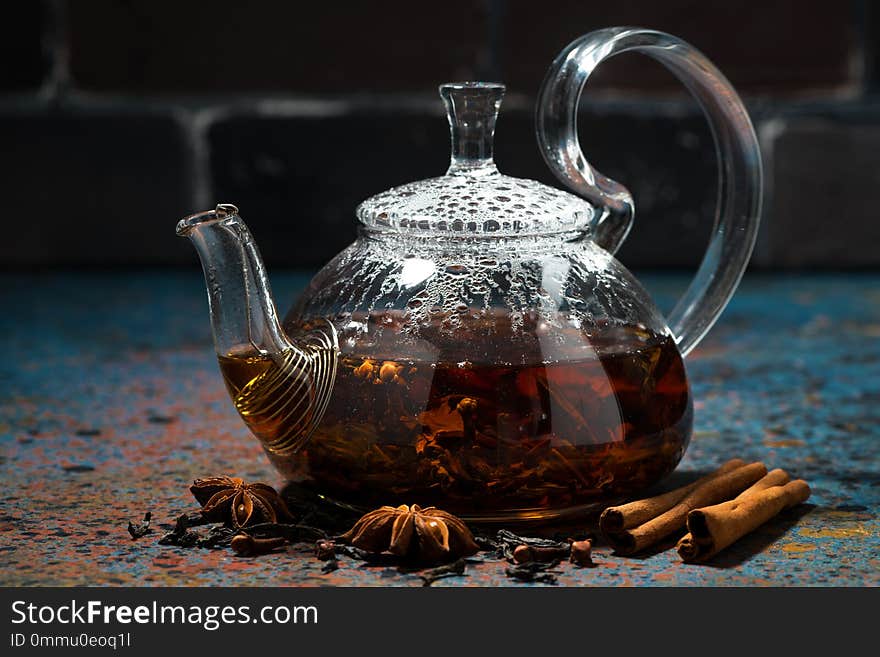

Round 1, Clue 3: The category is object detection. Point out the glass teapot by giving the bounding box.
[177,28,761,522]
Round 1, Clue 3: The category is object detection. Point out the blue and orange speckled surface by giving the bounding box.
[0,272,877,586]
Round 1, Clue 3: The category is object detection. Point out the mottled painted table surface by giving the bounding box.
[1,272,878,586]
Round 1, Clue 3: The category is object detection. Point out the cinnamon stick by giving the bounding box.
[600,458,746,534]
[677,469,811,562]
[602,461,768,555]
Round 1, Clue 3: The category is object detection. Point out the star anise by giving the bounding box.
[340,504,479,564]
[190,476,293,528]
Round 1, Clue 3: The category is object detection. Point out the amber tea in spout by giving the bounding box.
[217,313,692,522]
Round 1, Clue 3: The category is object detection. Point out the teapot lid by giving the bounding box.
[356,82,596,236]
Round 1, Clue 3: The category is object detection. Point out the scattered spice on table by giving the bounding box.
[230,534,288,557]
[600,457,812,561]
[599,459,767,554]
[127,512,152,539]
[237,521,327,543]
[315,539,340,572]
[321,558,340,574]
[190,476,293,528]
[314,539,336,560]
[62,464,95,473]
[488,529,573,562]
[569,539,594,567]
[157,510,235,549]
[144,461,811,581]
[147,414,176,424]
[340,504,479,564]
[419,559,468,586]
[512,543,570,564]
[505,560,560,585]
[600,459,744,535]
[677,469,811,562]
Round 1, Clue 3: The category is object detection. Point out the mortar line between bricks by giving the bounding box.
[38,0,71,103]
[187,111,214,211]
[2,86,879,121]
[853,0,873,91]
[755,118,787,268]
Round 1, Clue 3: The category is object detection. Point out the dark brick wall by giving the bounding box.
[68,1,490,94]
[0,0,877,269]
[0,112,192,266]
[0,3,49,91]
[769,118,880,267]
[499,0,859,95]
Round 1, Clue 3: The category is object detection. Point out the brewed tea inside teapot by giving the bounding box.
[177,27,761,522]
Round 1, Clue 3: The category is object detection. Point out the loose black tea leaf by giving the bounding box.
[419,558,467,586]
[312,539,398,572]
[196,525,236,549]
[158,512,236,549]
[179,509,209,527]
[333,544,399,565]
[62,464,95,473]
[473,535,498,551]
[505,559,560,584]
[147,415,176,424]
[243,522,328,542]
[287,493,360,535]
[127,512,152,540]
[159,527,199,548]
[158,514,198,547]
[492,529,571,561]
[159,514,237,550]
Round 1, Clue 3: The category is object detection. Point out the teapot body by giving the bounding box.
[189,28,763,523]
[256,232,692,521]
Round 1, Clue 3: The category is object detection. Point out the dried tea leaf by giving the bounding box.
[419,558,467,586]
[158,514,200,548]
[505,560,560,584]
[127,512,152,540]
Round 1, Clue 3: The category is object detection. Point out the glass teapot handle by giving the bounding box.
[536,27,762,356]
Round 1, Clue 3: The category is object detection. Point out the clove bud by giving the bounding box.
[512,544,570,564]
[569,539,594,566]
[315,539,336,560]
[230,533,287,557]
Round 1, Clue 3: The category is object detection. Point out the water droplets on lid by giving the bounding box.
[356,81,595,236]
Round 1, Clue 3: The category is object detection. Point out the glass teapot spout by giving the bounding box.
[176,204,338,455]
[176,204,291,357]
